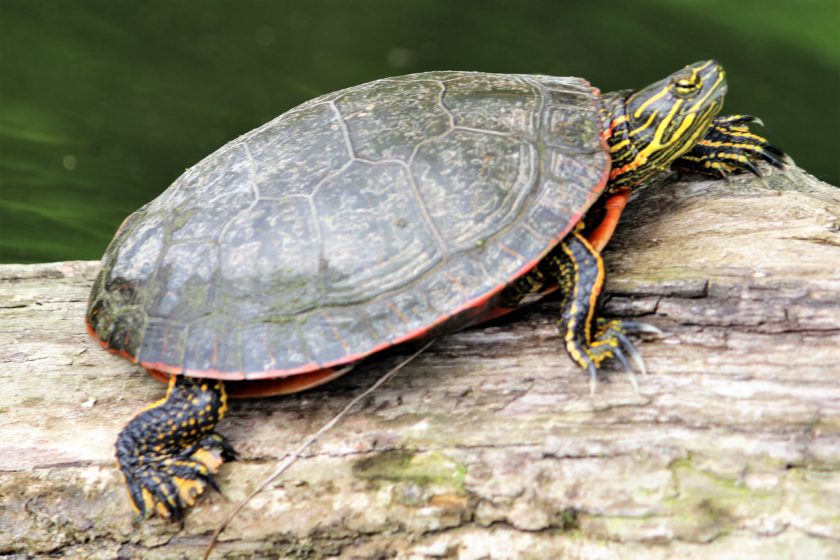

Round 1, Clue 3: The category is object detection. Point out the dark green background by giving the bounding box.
[1,0,838,263]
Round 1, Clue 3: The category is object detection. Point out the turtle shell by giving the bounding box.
[86,71,611,380]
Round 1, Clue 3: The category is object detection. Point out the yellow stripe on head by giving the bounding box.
[606,60,726,189]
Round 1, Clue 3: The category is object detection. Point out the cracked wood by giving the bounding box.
[1,167,840,559]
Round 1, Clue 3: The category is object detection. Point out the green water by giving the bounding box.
[1,0,838,263]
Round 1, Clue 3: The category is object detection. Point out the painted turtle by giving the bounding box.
[87,60,786,519]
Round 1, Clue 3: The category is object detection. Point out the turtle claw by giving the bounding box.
[612,346,640,395]
[743,159,762,178]
[582,319,653,394]
[716,114,763,128]
[616,331,648,377]
[756,146,787,170]
[621,321,664,338]
[588,363,598,397]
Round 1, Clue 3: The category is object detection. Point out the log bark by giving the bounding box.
[2,167,840,559]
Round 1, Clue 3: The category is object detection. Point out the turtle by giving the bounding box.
[86,59,787,520]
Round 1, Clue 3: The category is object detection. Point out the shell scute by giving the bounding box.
[443,73,539,135]
[218,197,320,318]
[314,160,441,304]
[411,128,536,251]
[364,290,438,345]
[249,102,351,198]
[335,79,450,162]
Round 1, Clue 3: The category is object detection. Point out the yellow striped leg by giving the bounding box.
[555,231,648,394]
[673,115,788,178]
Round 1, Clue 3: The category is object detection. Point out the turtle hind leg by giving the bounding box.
[672,114,789,178]
[116,375,236,520]
[551,231,649,393]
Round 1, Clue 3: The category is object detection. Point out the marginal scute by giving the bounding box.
[365,289,438,343]
[549,150,610,195]
[530,74,593,94]
[495,223,557,275]
[184,315,243,374]
[413,255,492,327]
[107,309,145,355]
[546,107,603,152]
[138,319,188,372]
[526,179,582,235]
[240,321,311,376]
[301,311,375,366]
[480,240,535,289]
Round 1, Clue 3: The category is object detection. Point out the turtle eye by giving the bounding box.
[671,74,702,97]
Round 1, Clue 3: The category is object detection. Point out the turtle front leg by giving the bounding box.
[672,114,788,177]
[116,375,236,520]
[494,228,654,391]
[552,230,650,393]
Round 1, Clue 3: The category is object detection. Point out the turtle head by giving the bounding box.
[606,60,727,189]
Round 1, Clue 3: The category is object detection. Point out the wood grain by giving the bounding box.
[2,167,839,559]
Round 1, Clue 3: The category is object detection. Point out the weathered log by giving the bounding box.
[1,167,839,559]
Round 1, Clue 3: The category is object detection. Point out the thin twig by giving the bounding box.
[203,340,435,560]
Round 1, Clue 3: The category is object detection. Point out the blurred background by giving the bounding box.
[1,0,837,264]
